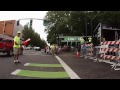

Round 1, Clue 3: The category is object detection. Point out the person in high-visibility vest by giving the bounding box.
[88,37,92,43]
[50,44,55,55]
[80,37,85,45]
[50,44,53,54]
[13,31,21,64]
[80,37,85,57]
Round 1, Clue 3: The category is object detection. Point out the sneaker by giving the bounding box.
[14,61,17,64]
[16,60,21,63]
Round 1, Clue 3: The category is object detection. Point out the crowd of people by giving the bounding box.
[44,44,73,55]
[76,37,93,57]
[44,37,93,56]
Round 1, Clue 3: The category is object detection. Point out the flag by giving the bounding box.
[22,38,31,46]
[25,38,31,42]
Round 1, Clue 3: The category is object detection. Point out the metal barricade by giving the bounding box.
[85,43,93,59]
[100,41,120,70]
[92,46,101,62]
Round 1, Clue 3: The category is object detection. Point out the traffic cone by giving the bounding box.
[76,51,80,58]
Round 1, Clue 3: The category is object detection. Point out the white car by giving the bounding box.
[34,46,41,51]
[26,47,32,50]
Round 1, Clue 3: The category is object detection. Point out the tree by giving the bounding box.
[43,11,120,44]
[22,23,47,47]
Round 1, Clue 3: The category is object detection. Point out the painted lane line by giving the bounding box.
[55,56,80,79]
[115,68,120,70]
[11,69,21,75]
[24,63,30,66]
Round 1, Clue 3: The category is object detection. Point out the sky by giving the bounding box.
[0,11,48,42]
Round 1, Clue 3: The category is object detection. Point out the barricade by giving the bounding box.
[92,46,101,62]
[85,43,93,59]
[100,41,120,70]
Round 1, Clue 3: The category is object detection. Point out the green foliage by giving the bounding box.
[22,23,47,48]
[43,11,120,44]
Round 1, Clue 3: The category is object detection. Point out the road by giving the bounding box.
[0,50,71,79]
[0,49,120,79]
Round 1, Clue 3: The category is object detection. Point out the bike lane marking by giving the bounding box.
[11,69,69,78]
[24,63,62,67]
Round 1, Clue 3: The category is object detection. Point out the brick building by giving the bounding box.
[0,20,23,38]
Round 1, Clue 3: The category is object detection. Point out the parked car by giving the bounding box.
[26,47,31,50]
[35,47,41,51]
[0,38,23,56]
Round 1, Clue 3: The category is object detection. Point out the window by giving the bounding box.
[0,38,3,42]
[2,39,12,43]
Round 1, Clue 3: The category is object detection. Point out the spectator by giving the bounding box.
[76,43,81,57]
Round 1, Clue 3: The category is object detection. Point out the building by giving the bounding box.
[0,20,24,39]
[58,36,91,47]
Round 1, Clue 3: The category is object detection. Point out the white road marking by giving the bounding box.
[99,59,115,64]
[55,55,80,79]
[24,63,30,66]
[11,69,21,75]
[115,68,120,70]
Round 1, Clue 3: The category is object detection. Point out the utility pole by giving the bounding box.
[85,11,87,42]
[91,11,101,42]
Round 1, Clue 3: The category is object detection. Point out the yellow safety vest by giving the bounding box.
[14,36,20,48]
[88,38,92,43]
[80,38,85,44]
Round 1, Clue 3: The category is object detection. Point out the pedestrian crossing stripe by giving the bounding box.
[24,63,63,67]
[11,69,69,78]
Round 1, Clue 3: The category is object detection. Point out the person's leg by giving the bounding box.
[51,49,53,55]
[13,48,17,63]
[16,48,20,63]
[14,55,17,62]
[16,49,19,60]
[53,49,55,55]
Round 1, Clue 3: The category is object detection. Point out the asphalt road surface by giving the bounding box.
[0,49,120,79]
